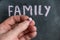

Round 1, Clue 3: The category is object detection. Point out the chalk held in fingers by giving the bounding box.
[27,17,32,21]
[29,17,32,21]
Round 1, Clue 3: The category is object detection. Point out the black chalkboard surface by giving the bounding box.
[0,0,60,40]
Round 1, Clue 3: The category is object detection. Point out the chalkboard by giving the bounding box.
[0,0,60,40]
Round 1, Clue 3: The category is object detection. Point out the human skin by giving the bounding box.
[0,15,37,40]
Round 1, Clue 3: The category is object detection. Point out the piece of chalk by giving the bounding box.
[27,17,32,21]
[29,17,32,21]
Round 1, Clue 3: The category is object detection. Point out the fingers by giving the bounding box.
[28,26,37,32]
[2,16,20,26]
[27,32,37,38]
[19,32,37,40]
[29,20,35,26]
[18,20,36,38]
[0,15,30,34]
[18,26,37,38]
[6,20,31,37]
[20,15,29,21]
[0,16,21,34]
[2,15,29,27]
[0,15,37,40]
[1,15,34,28]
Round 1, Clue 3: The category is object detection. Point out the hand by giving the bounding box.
[0,15,37,40]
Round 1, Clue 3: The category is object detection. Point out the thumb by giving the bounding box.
[6,20,31,37]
